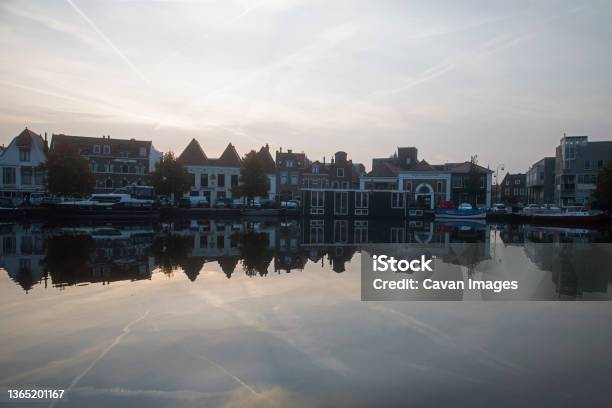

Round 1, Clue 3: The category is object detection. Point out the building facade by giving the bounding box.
[526,157,556,204]
[50,134,160,193]
[178,139,242,204]
[359,147,492,209]
[256,144,277,201]
[0,128,47,204]
[276,149,308,201]
[500,173,526,205]
[554,135,612,206]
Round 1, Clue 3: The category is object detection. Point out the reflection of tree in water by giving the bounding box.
[219,257,239,279]
[238,232,274,277]
[152,234,193,276]
[41,234,95,287]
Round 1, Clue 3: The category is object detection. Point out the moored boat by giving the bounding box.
[526,208,608,224]
[435,203,486,220]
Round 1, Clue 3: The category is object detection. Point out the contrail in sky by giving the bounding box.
[65,0,149,84]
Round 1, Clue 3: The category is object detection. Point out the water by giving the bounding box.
[1,219,612,407]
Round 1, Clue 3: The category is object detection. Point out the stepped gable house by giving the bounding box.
[178,139,242,204]
[50,134,160,193]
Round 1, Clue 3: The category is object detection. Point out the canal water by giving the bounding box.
[1,219,612,407]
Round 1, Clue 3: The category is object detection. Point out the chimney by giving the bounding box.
[323,156,326,165]
[44,132,49,153]
[288,149,292,154]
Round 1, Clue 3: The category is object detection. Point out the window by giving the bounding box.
[337,168,344,177]
[105,179,113,188]
[584,160,592,170]
[334,191,348,215]
[34,167,44,185]
[505,188,510,195]
[404,180,412,192]
[311,191,325,215]
[342,181,349,189]
[436,181,443,193]
[217,174,225,187]
[139,147,147,157]
[2,167,16,185]
[480,176,486,188]
[312,165,319,173]
[19,149,30,162]
[217,191,226,199]
[200,174,208,187]
[93,144,100,154]
[598,160,604,169]
[333,220,348,243]
[355,191,369,215]
[453,176,464,188]
[190,173,196,187]
[514,179,520,185]
[189,190,200,196]
[309,220,324,244]
[280,171,288,184]
[513,188,518,195]
[354,220,368,243]
[390,228,405,243]
[103,145,111,154]
[21,167,32,185]
[231,174,238,187]
[391,192,404,208]
[120,151,129,158]
[286,160,294,167]
[290,173,298,185]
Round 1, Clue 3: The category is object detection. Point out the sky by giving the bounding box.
[0,0,611,177]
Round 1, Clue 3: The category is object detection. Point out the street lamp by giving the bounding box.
[494,164,505,203]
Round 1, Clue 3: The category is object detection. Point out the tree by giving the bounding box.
[232,151,270,205]
[464,155,482,206]
[42,143,95,195]
[148,152,192,201]
[592,160,612,210]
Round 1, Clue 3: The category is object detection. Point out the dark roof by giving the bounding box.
[51,134,151,156]
[214,143,242,167]
[178,138,207,165]
[257,144,276,173]
[178,140,241,167]
[409,159,434,171]
[366,159,399,177]
[441,162,493,174]
[15,128,43,148]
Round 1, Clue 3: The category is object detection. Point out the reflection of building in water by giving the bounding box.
[0,223,46,291]
[48,226,155,288]
[172,220,277,278]
[522,226,612,298]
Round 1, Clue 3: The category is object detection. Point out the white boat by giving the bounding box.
[57,185,156,209]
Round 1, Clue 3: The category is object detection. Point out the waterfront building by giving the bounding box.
[526,157,556,204]
[178,138,242,205]
[0,128,48,204]
[50,134,161,193]
[301,151,363,190]
[500,173,527,205]
[256,144,277,201]
[276,148,308,201]
[554,134,612,206]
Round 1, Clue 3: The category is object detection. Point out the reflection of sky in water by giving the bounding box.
[2,254,612,407]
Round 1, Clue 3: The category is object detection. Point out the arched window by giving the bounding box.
[122,179,128,187]
[105,179,113,189]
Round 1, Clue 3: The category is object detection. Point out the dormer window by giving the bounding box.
[103,145,111,154]
[337,168,344,177]
[312,165,319,174]
[139,147,147,157]
[19,149,30,162]
[286,160,294,167]
[93,144,100,154]
[120,151,129,158]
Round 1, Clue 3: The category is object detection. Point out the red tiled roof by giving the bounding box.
[215,143,242,167]
[178,138,207,165]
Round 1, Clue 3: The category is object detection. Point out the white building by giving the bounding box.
[0,128,47,204]
[178,139,242,204]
